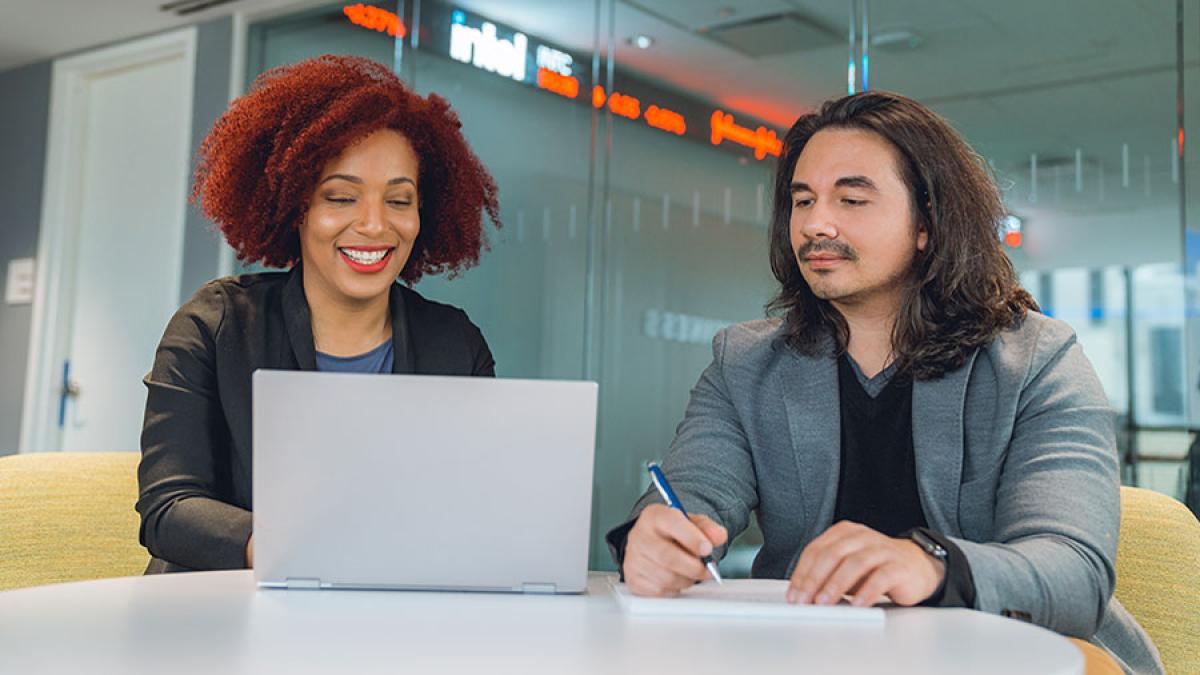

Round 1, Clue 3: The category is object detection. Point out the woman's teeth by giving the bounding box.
[340,248,389,264]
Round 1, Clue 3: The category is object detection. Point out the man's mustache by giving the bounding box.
[796,240,858,261]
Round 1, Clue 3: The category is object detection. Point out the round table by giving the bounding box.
[0,571,1083,674]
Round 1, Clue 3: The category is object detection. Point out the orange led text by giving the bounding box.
[710,110,781,160]
[537,68,579,99]
[343,4,407,38]
[591,87,641,120]
[645,105,686,135]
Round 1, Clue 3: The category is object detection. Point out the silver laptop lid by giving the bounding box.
[252,371,597,593]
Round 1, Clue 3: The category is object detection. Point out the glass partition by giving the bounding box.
[868,0,1192,505]
[1183,0,1200,515]
[243,0,1199,569]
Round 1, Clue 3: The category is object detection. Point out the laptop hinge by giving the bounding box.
[521,582,557,594]
[285,577,322,590]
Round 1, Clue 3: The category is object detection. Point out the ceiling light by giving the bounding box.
[629,35,655,49]
[870,29,922,49]
[158,0,237,15]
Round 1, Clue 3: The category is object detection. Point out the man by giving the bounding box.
[607,92,1162,675]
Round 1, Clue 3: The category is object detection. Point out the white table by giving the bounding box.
[0,571,1082,674]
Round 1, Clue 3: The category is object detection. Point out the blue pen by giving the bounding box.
[646,462,723,584]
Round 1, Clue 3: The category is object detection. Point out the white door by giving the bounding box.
[20,29,196,453]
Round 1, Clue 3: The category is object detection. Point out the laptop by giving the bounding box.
[251,370,598,594]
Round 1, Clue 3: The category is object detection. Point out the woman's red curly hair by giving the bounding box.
[192,54,500,283]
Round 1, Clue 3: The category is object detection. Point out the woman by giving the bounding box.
[136,55,500,573]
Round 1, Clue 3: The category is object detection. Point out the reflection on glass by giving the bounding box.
[243,0,1197,550]
[871,0,1189,501]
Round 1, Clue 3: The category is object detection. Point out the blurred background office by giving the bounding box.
[1,0,1198,574]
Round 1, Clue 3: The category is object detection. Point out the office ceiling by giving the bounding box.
[460,0,1190,187]
[450,0,1197,216]
[0,0,306,71]
[2,0,1196,214]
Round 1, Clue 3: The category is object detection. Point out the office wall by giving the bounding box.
[179,18,234,305]
[0,61,52,455]
[0,17,233,455]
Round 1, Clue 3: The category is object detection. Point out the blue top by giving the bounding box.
[315,339,394,374]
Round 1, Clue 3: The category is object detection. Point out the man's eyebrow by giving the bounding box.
[790,176,879,192]
[834,175,878,190]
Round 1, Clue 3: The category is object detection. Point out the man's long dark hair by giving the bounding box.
[767,91,1037,380]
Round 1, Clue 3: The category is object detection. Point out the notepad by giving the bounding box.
[611,578,885,623]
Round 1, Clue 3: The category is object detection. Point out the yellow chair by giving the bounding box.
[0,451,149,591]
[1114,486,1200,675]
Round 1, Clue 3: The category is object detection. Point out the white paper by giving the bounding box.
[612,578,885,623]
[5,258,35,305]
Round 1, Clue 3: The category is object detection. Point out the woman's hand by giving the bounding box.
[787,521,944,607]
[245,534,254,568]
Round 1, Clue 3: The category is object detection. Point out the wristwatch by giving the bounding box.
[907,529,948,562]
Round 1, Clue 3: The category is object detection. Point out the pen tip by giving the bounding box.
[707,562,724,585]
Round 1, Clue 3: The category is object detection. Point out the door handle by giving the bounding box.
[57,360,80,428]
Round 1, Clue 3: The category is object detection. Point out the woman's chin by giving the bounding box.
[339,278,394,303]
[326,266,395,301]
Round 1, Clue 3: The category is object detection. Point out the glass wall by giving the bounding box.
[1182,0,1200,510]
[246,0,1199,571]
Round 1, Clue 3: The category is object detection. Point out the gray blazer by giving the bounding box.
[623,313,1163,674]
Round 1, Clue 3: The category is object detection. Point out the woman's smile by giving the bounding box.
[338,246,396,273]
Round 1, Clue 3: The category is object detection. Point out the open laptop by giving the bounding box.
[251,370,598,594]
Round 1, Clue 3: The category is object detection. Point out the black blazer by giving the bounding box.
[136,266,495,573]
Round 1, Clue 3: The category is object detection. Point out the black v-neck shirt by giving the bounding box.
[831,354,975,608]
[833,355,927,536]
